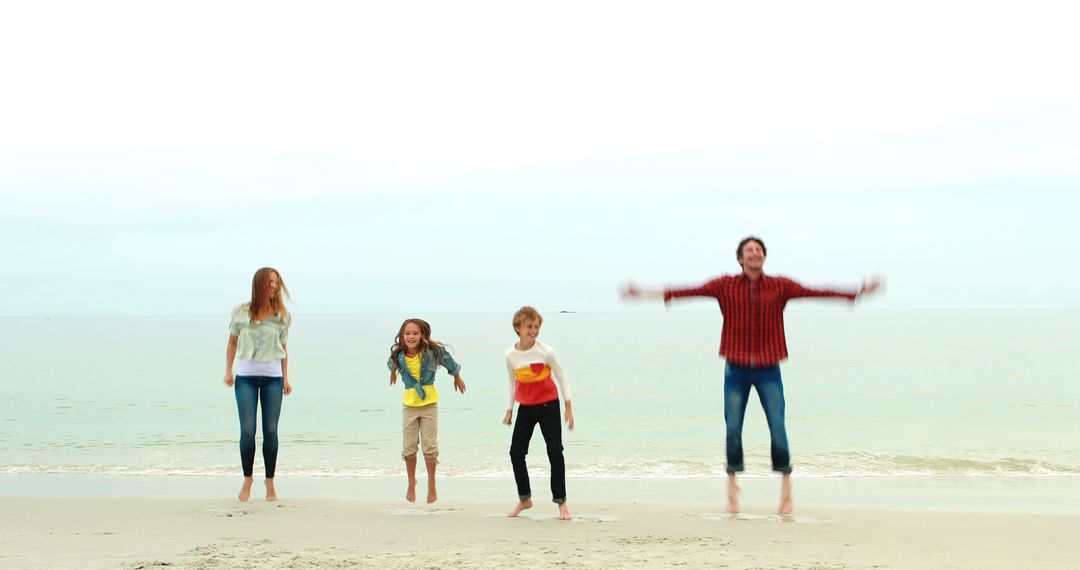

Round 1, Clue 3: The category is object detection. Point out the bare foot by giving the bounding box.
[508,498,533,517]
[778,475,793,514]
[727,475,740,513]
[406,479,417,503]
[558,502,572,521]
[426,481,437,504]
[238,477,254,502]
[264,478,278,501]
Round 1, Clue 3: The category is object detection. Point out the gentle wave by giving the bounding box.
[3,453,1078,478]
[793,452,1080,477]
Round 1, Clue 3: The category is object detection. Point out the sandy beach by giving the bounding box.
[4,312,1079,569]
[2,494,1077,569]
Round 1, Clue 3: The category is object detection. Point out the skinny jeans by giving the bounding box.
[234,375,284,478]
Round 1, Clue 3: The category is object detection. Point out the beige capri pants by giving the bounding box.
[402,403,438,463]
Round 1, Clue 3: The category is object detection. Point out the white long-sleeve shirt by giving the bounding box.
[504,341,571,410]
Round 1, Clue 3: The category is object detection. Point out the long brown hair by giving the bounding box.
[388,318,447,373]
[248,267,291,324]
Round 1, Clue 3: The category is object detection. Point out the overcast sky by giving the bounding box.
[2,1,1078,315]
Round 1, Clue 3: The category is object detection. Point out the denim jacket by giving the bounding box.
[387,350,462,401]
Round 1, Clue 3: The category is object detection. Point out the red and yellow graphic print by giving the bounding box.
[514,361,559,405]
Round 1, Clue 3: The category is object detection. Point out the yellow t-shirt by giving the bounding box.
[402,353,439,407]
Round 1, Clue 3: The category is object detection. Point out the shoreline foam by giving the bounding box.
[4,473,1079,514]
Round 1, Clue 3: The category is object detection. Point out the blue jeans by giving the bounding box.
[234,376,283,478]
[723,363,792,474]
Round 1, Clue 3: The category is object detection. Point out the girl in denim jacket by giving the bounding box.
[387,318,466,503]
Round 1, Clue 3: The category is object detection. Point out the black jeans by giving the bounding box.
[509,399,566,503]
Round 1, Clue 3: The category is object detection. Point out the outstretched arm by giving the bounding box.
[858,275,883,298]
[783,275,884,301]
[621,281,665,300]
[623,279,724,302]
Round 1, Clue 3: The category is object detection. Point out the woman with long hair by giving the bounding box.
[223,267,293,501]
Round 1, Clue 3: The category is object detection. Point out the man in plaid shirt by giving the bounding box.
[624,236,880,514]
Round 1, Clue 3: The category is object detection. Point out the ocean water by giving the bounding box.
[1,309,1078,485]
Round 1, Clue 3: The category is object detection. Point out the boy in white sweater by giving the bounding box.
[503,306,574,520]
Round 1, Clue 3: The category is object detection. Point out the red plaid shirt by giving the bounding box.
[664,273,856,367]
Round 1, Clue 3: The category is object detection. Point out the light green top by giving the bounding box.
[228,304,291,362]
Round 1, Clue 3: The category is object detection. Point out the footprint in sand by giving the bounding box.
[614,535,730,546]
[383,508,458,516]
[208,508,251,518]
[573,514,619,523]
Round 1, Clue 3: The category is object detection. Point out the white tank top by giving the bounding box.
[235,357,283,377]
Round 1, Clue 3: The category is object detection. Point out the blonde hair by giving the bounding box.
[512,306,543,332]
